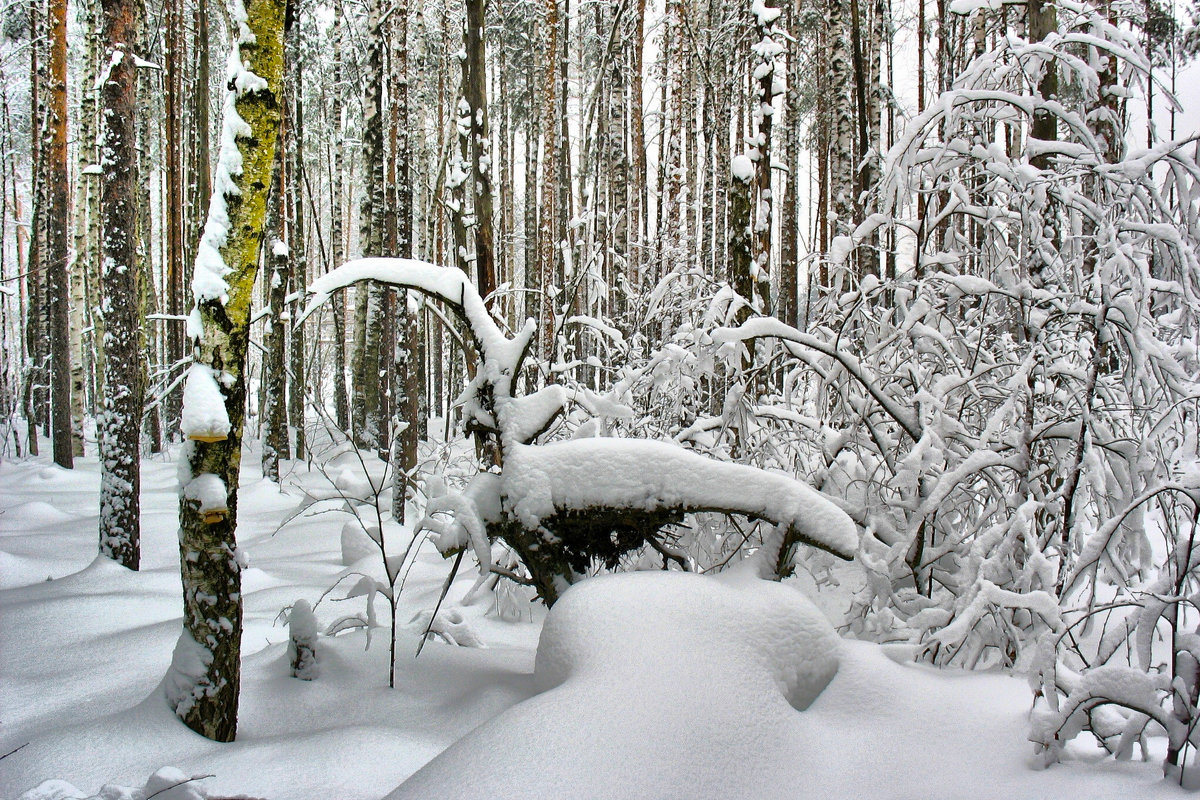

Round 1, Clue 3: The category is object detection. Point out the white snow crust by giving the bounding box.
[502,438,858,559]
[182,473,227,514]
[0,452,1180,799]
[731,154,755,182]
[179,365,230,441]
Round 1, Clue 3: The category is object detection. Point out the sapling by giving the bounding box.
[287,599,319,680]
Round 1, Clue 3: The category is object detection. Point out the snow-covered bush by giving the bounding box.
[709,0,1200,781]
[15,767,213,800]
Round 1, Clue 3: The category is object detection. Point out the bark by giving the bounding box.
[98,0,142,569]
[70,0,99,458]
[171,0,286,742]
[262,154,289,482]
[537,0,559,365]
[751,0,781,314]
[630,0,647,294]
[849,0,879,278]
[286,16,306,461]
[389,4,418,520]
[164,0,185,438]
[465,0,496,307]
[355,0,387,450]
[329,3,349,430]
[25,0,42,456]
[780,0,800,329]
[46,0,72,468]
[828,0,854,245]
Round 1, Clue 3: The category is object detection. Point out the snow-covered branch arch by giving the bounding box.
[301,259,858,605]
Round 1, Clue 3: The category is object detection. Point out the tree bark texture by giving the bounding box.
[46,0,72,468]
[97,0,143,569]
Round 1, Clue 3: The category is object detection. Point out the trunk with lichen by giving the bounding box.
[168,0,286,743]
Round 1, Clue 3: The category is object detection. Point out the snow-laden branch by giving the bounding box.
[711,317,924,442]
[504,439,858,561]
[299,258,535,399]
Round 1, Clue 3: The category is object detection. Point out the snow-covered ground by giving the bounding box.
[0,444,1186,799]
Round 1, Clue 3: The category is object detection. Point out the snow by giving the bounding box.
[178,365,230,441]
[0,447,1184,799]
[301,259,532,395]
[15,767,207,800]
[750,0,782,27]
[182,473,227,516]
[502,438,858,560]
[189,0,268,306]
[731,154,754,183]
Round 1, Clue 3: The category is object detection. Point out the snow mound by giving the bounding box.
[387,569,839,798]
[15,767,208,800]
[0,500,77,530]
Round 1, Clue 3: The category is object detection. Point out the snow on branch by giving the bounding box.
[503,438,858,561]
[711,317,923,441]
[300,258,535,395]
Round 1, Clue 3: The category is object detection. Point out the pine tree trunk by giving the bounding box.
[97,0,142,568]
[538,0,559,366]
[46,0,72,468]
[465,0,496,307]
[164,0,186,439]
[169,0,286,742]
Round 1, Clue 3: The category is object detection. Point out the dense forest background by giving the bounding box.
[2,0,1200,778]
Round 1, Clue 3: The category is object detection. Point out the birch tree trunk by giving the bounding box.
[329,3,349,431]
[167,0,286,742]
[356,0,387,451]
[71,0,99,458]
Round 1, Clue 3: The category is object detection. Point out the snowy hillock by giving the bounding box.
[386,564,1171,800]
[386,566,840,799]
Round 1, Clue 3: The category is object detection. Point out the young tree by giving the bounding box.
[166,0,287,742]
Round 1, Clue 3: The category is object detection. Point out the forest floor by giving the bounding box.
[0,440,1188,799]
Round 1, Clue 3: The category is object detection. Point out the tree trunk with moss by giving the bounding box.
[168,0,286,743]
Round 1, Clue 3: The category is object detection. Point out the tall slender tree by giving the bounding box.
[45,0,72,467]
[97,0,144,569]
